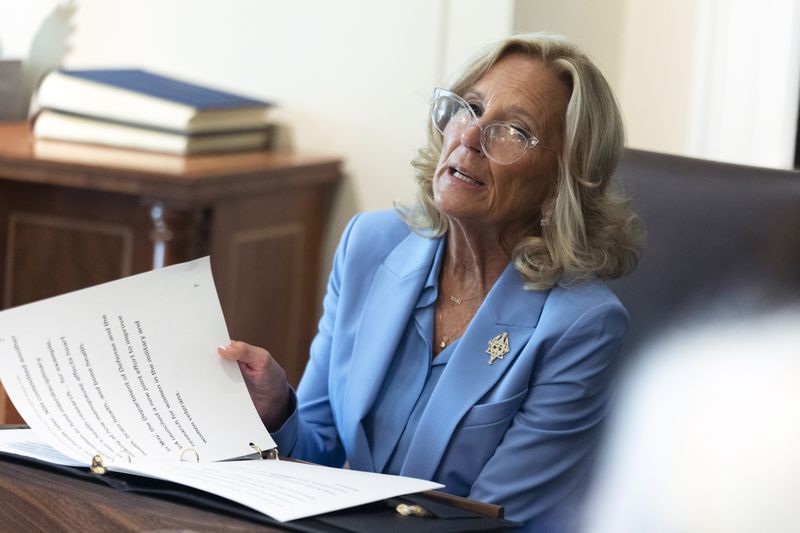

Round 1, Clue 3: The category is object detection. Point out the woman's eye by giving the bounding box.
[467,102,483,116]
[515,125,531,135]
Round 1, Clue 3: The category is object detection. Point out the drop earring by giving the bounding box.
[540,209,552,227]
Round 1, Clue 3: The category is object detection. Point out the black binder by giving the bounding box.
[0,450,520,532]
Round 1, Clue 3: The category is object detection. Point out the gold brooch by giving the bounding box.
[486,332,510,365]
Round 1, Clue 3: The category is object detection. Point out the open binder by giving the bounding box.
[0,425,454,524]
[0,258,520,529]
[0,442,519,532]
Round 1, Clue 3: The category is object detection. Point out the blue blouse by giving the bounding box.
[361,237,459,475]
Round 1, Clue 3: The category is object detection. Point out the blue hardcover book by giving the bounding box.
[63,69,268,110]
[35,68,272,134]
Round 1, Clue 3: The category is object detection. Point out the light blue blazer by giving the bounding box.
[272,210,628,530]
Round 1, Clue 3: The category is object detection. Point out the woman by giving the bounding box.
[219,33,642,530]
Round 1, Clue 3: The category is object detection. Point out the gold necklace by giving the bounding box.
[442,278,486,305]
[449,292,484,305]
[436,289,486,349]
[437,308,474,349]
[436,272,487,348]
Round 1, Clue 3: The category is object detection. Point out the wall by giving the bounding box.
[512,0,626,96]
[512,0,700,156]
[617,0,701,156]
[513,0,800,168]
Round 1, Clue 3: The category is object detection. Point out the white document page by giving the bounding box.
[0,428,442,523]
[121,459,443,523]
[0,428,84,466]
[0,257,274,465]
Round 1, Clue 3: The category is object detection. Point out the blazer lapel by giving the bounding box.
[400,262,548,480]
[340,232,440,471]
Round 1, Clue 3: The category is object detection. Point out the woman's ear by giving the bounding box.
[539,197,555,228]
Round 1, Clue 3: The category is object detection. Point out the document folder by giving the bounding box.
[0,449,520,532]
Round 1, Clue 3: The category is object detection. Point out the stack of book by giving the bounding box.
[31,68,273,155]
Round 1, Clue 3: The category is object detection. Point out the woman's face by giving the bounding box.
[433,54,570,236]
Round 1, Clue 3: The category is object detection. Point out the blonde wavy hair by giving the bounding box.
[399,32,643,290]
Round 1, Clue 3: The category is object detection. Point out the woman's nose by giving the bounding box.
[460,123,483,154]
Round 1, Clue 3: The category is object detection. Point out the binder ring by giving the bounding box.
[249,442,264,460]
[249,442,279,461]
[179,448,200,463]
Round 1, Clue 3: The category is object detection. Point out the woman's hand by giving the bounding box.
[218,341,292,432]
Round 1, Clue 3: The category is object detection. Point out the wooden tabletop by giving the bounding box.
[0,455,287,532]
[0,122,342,202]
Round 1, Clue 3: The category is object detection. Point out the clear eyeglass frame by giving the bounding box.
[431,87,546,165]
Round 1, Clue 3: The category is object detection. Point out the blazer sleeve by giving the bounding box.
[467,300,628,532]
[269,215,361,467]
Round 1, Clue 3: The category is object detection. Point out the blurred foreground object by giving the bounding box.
[582,308,800,533]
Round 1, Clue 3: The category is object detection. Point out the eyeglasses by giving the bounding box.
[431,87,546,165]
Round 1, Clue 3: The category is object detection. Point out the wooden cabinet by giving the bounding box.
[0,123,341,424]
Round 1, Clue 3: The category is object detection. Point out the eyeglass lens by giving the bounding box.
[432,92,531,164]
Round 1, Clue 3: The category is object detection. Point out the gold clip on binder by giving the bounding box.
[395,503,433,517]
[89,454,106,475]
[249,442,279,461]
[89,450,131,475]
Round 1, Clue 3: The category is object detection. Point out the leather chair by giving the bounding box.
[608,149,800,360]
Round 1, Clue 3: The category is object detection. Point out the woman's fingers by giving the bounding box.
[217,339,292,431]
[218,340,270,370]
